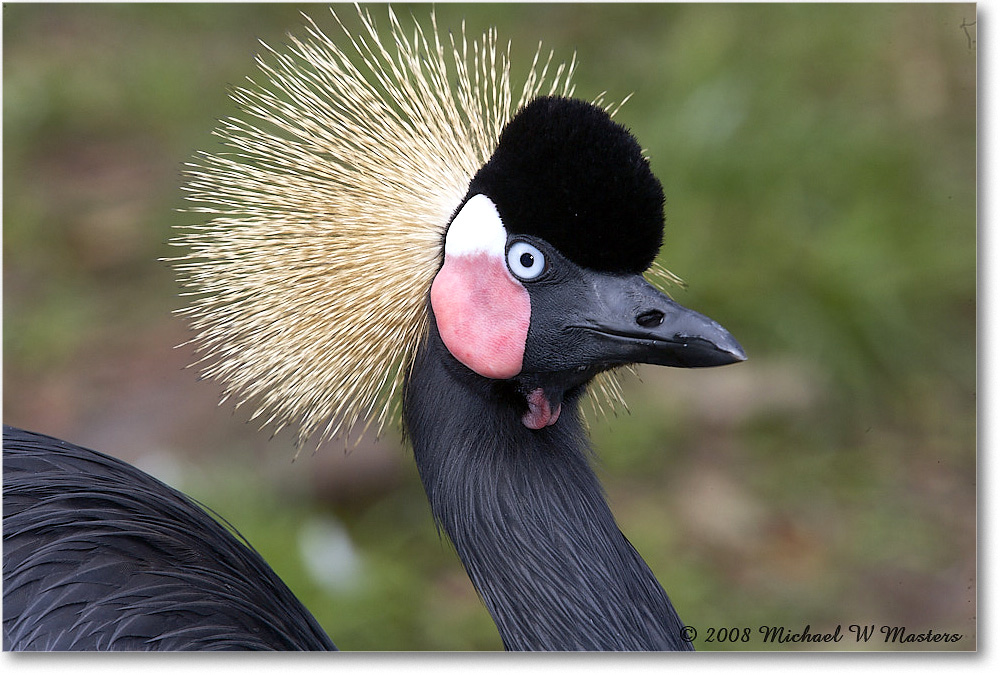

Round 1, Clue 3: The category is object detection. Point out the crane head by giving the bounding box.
[430,97,745,429]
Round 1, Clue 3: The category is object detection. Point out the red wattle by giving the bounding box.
[522,388,562,430]
[430,252,530,380]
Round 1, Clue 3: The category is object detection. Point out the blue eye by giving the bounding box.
[507,241,546,280]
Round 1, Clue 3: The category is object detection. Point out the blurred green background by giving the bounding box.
[3,3,975,651]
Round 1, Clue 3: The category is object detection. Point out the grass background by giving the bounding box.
[3,3,976,651]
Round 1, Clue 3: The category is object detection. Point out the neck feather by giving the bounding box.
[403,324,692,651]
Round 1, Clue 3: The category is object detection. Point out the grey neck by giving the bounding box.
[403,323,693,651]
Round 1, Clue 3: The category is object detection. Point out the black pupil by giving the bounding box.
[520,252,534,268]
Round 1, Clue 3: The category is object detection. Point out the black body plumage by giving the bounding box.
[2,426,335,651]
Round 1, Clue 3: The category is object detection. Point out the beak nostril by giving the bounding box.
[636,309,665,328]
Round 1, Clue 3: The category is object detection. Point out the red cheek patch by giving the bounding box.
[430,252,530,379]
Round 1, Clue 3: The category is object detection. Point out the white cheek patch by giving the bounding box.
[431,193,531,380]
[444,194,509,259]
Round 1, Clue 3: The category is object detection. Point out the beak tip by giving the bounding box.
[699,341,746,368]
[677,321,746,368]
[725,340,748,364]
[674,328,746,368]
[707,329,747,366]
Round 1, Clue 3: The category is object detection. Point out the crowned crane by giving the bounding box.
[3,8,745,651]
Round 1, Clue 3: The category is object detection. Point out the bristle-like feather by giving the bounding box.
[172,6,658,447]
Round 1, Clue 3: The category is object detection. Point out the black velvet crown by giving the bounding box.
[465,96,665,275]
